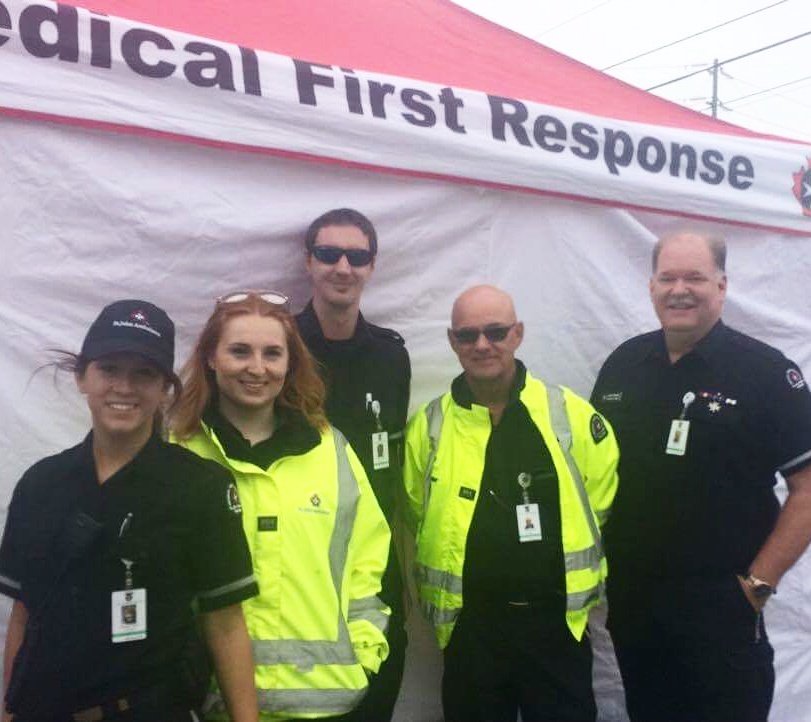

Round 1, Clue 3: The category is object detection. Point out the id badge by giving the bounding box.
[666,419,690,456]
[111,588,147,643]
[372,431,390,470]
[516,504,542,543]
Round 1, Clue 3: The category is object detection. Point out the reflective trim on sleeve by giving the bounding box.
[567,582,604,612]
[348,596,390,632]
[257,687,366,715]
[415,562,464,595]
[353,609,390,633]
[546,385,604,571]
[419,598,460,626]
[0,574,22,591]
[565,545,601,573]
[780,448,811,475]
[595,507,611,526]
[198,574,257,600]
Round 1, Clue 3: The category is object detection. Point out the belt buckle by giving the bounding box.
[72,697,130,722]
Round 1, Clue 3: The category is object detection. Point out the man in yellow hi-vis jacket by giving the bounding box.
[404,285,619,722]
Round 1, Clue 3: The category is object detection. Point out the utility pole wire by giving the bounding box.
[601,0,788,71]
[723,74,811,106]
[645,30,811,91]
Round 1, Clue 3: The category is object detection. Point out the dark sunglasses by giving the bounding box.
[450,324,515,345]
[311,245,374,267]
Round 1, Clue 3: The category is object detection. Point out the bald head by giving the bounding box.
[449,285,523,387]
[451,285,517,328]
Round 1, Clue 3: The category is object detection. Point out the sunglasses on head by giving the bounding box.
[311,245,374,267]
[450,324,515,345]
[216,290,290,309]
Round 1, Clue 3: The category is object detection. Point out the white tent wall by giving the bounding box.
[2,115,811,721]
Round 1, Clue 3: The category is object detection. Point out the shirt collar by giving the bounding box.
[297,300,372,351]
[638,320,727,365]
[451,360,528,408]
[202,403,320,466]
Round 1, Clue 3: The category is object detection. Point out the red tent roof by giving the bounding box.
[81,0,771,140]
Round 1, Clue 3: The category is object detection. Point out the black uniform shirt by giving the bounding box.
[592,321,811,588]
[296,301,410,611]
[460,362,566,613]
[0,434,258,707]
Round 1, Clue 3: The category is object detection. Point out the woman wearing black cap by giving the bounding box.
[0,300,260,722]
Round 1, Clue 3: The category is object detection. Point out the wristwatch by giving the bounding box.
[744,573,776,600]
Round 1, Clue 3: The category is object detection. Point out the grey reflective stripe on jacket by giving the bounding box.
[422,395,445,518]
[248,429,381,715]
[257,687,367,715]
[419,385,605,613]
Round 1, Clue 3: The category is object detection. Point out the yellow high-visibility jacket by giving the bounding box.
[180,422,391,720]
[403,372,618,648]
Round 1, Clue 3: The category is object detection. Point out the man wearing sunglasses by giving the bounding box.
[295,208,410,722]
[403,285,618,722]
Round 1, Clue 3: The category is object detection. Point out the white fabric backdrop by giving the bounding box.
[1,115,810,721]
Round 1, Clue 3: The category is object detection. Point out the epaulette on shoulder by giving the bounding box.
[368,323,405,345]
[724,326,785,363]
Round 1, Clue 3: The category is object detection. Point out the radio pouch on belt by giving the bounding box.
[5,510,104,718]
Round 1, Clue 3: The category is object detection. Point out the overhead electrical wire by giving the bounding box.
[645,29,811,91]
[722,74,811,107]
[601,0,788,71]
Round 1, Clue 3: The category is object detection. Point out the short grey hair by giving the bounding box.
[652,228,726,273]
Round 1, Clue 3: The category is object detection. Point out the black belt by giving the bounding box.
[71,684,175,722]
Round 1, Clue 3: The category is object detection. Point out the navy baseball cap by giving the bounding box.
[80,300,175,378]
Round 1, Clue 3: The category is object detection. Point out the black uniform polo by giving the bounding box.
[0,434,258,709]
[591,321,811,594]
[295,301,410,613]
[457,363,566,613]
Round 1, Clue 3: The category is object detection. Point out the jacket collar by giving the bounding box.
[451,360,528,409]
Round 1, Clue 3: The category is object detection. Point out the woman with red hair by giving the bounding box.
[172,291,391,721]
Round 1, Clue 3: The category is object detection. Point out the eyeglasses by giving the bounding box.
[216,290,290,309]
[311,245,374,267]
[450,324,515,345]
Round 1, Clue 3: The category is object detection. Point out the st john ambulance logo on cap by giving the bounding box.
[792,158,811,217]
[130,310,148,324]
[787,368,806,390]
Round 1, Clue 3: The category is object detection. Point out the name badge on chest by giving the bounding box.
[367,397,390,469]
[665,391,695,456]
[112,587,147,643]
[515,472,542,542]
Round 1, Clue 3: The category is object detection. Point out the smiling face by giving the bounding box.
[77,353,169,443]
[448,286,524,385]
[208,313,289,418]
[650,232,727,343]
[306,224,375,312]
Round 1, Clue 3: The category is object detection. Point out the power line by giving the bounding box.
[602,0,788,71]
[538,0,614,38]
[645,30,811,91]
[723,74,811,106]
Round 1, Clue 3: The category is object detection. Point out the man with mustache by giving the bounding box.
[591,229,811,722]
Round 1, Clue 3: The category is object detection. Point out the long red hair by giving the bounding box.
[171,296,327,439]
